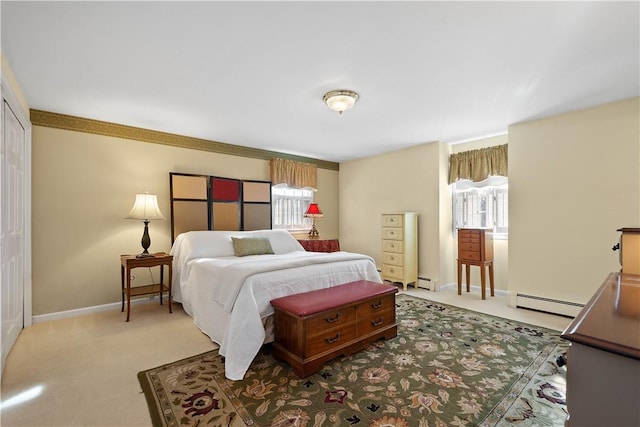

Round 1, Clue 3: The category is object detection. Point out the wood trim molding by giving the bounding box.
[30,109,339,171]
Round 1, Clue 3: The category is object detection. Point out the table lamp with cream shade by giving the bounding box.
[304,203,323,239]
[126,193,165,258]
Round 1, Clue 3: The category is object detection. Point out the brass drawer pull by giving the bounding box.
[371,300,383,309]
[324,333,341,344]
[371,317,384,327]
[324,313,341,323]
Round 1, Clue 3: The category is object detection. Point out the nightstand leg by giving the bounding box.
[126,266,131,322]
[159,265,164,306]
[120,265,125,313]
[168,263,172,313]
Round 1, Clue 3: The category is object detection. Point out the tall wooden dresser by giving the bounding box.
[457,228,494,299]
[381,213,418,291]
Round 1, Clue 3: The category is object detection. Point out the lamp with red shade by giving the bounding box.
[304,203,324,239]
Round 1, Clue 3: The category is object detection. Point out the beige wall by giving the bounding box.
[29,96,640,316]
[450,134,509,291]
[31,126,339,315]
[339,141,448,286]
[509,97,640,304]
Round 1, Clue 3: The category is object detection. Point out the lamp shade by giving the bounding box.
[323,90,359,114]
[304,203,323,218]
[125,193,166,221]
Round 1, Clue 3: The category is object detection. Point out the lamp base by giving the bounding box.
[137,220,153,258]
[136,252,154,259]
[308,223,320,240]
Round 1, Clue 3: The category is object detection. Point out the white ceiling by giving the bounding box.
[2,1,638,163]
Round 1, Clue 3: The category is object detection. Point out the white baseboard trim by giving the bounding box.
[513,293,582,317]
[31,296,164,324]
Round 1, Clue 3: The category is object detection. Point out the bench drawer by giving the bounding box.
[358,309,395,336]
[306,324,357,356]
[306,306,356,332]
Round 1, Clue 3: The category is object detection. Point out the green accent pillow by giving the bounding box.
[231,237,274,257]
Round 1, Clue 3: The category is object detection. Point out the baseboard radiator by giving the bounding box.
[514,293,583,318]
[417,277,439,291]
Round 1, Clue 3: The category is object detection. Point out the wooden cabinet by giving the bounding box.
[561,272,640,426]
[297,239,340,253]
[617,227,640,275]
[120,253,173,322]
[381,213,418,291]
[457,228,494,299]
[271,281,398,378]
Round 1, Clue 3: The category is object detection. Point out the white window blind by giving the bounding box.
[453,176,508,237]
[271,185,313,230]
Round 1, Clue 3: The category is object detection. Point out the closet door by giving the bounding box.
[1,101,26,374]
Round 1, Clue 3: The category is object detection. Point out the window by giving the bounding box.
[271,185,314,230]
[453,176,508,237]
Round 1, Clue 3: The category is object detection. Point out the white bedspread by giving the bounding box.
[170,230,382,380]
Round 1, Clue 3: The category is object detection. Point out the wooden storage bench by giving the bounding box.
[270,280,398,378]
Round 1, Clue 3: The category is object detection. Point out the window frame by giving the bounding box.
[271,185,314,231]
[452,176,508,239]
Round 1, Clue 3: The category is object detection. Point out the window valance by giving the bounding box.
[448,144,508,184]
[269,158,318,190]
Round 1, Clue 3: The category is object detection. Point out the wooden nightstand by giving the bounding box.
[297,239,340,252]
[120,253,173,322]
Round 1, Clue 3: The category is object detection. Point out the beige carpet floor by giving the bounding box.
[0,287,571,427]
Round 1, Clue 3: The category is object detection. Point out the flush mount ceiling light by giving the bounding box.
[323,90,359,115]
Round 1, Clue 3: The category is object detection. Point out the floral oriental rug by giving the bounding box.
[138,295,569,427]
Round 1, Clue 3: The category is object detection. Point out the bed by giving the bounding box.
[170,229,382,380]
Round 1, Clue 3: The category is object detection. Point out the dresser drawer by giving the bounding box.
[459,250,481,261]
[382,240,403,253]
[306,306,356,332]
[383,227,403,240]
[459,242,480,252]
[459,229,481,237]
[382,215,404,228]
[306,323,357,356]
[382,264,404,279]
[459,234,481,243]
[382,252,404,266]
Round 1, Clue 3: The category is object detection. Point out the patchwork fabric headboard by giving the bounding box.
[169,172,272,243]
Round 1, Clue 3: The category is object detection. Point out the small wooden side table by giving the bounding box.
[297,239,340,252]
[457,259,495,300]
[120,253,173,322]
[457,228,494,300]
